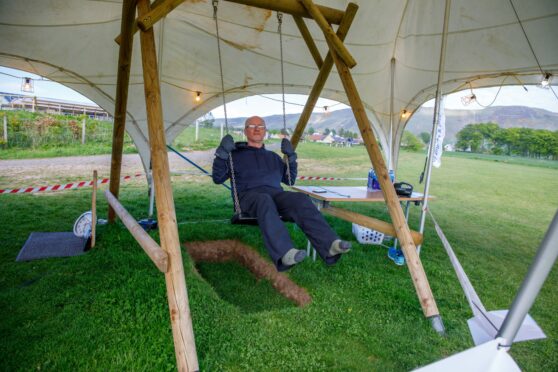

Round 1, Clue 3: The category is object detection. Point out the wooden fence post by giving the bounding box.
[82,117,86,144]
[3,115,7,144]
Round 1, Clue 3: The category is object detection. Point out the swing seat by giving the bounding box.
[231,212,293,225]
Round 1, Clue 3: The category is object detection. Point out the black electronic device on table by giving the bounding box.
[394,182,413,197]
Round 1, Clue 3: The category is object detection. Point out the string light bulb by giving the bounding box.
[195,91,201,102]
[540,73,552,89]
[461,93,476,106]
[21,77,34,93]
[401,109,410,119]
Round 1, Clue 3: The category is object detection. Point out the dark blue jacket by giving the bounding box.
[212,143,297,194]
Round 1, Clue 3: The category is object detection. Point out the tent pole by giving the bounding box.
[497,211,558,348]
[137,0,199,370]
[417,0,452,254]
[389,57,395,172]
[291,3,358,148]
[108,0,137,223]
[317,21,443,331]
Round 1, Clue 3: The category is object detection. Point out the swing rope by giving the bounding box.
[212,0,229,133]
[213,6,292,220]
[277,12,293,186]
[213,0,242,214]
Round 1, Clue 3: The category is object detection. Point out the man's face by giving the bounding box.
[244,117,266,144]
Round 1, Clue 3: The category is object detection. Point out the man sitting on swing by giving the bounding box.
[212,115,351,272]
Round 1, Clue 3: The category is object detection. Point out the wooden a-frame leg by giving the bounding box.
[137,0,200,369]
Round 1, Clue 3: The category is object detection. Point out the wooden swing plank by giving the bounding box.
[325,34,440,319]
[104,190,169,273]
[291,3,358,148]
[109,0,137,222]
[299,0,356,68]
[137,0,199,370]
[293,16,323,69]
[322,206,423,245]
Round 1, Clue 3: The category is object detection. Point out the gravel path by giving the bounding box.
[0,150,216,188]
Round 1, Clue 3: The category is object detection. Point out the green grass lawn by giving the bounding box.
[1,143,557,371]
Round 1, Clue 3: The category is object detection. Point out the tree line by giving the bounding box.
[456,123,558,160]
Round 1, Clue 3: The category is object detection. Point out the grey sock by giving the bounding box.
[329,239,352,256]
[281,248,307,266]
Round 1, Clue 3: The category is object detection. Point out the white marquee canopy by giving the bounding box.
[1,0,557,170]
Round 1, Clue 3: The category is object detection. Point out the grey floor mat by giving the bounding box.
[16,232,88,262]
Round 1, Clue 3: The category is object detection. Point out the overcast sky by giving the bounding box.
[2,66,557,118]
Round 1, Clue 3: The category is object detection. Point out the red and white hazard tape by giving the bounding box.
[0,173,144,194]
[297,175,366,181]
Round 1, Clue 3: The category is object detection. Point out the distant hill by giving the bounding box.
[215,105,558,143]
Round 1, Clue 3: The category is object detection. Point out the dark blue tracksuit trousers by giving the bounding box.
[239,186,341,271]
[212,143,343,271]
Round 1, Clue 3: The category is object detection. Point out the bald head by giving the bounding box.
[245,116,265,127]
[244,116,266,148]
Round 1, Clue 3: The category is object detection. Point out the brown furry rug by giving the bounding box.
[184,240,312,307]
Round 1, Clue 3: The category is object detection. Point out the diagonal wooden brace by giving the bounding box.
[321,206,423,245]
[291,3,358,148]
[299,0,356,68]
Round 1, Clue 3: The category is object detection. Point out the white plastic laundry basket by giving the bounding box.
[352,223,384,245]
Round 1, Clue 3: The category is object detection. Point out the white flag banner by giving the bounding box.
[432,95,446,168]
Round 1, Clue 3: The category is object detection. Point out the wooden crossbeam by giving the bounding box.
[293,16,323,69]
[137,0,199,369]
[115,0,166,44]
[225,0,344,24]
[108,0,137,222]
[299,0,356,68]
[322,206,423,245]
[325,32,440,320]
[116,0,346,44]
[137,0,185,31]
[291,3,358,148]
[105,190,169,273]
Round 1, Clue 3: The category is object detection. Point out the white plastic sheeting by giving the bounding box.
[1,0,557,171]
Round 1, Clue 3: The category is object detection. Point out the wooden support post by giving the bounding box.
[105,190,169,272]
[108,0,137,223]
[115,0,165,44]
[137,0,199,369]
[322,206,423,245]
[292,16,323,69]
[91,170,97,248]
[299,0,356,68]
[326,35,441,320]
[291,3,358,148]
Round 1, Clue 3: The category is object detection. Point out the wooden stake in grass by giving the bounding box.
[91,170,97,248]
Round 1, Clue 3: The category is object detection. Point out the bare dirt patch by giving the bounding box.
[185,239,312,307]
